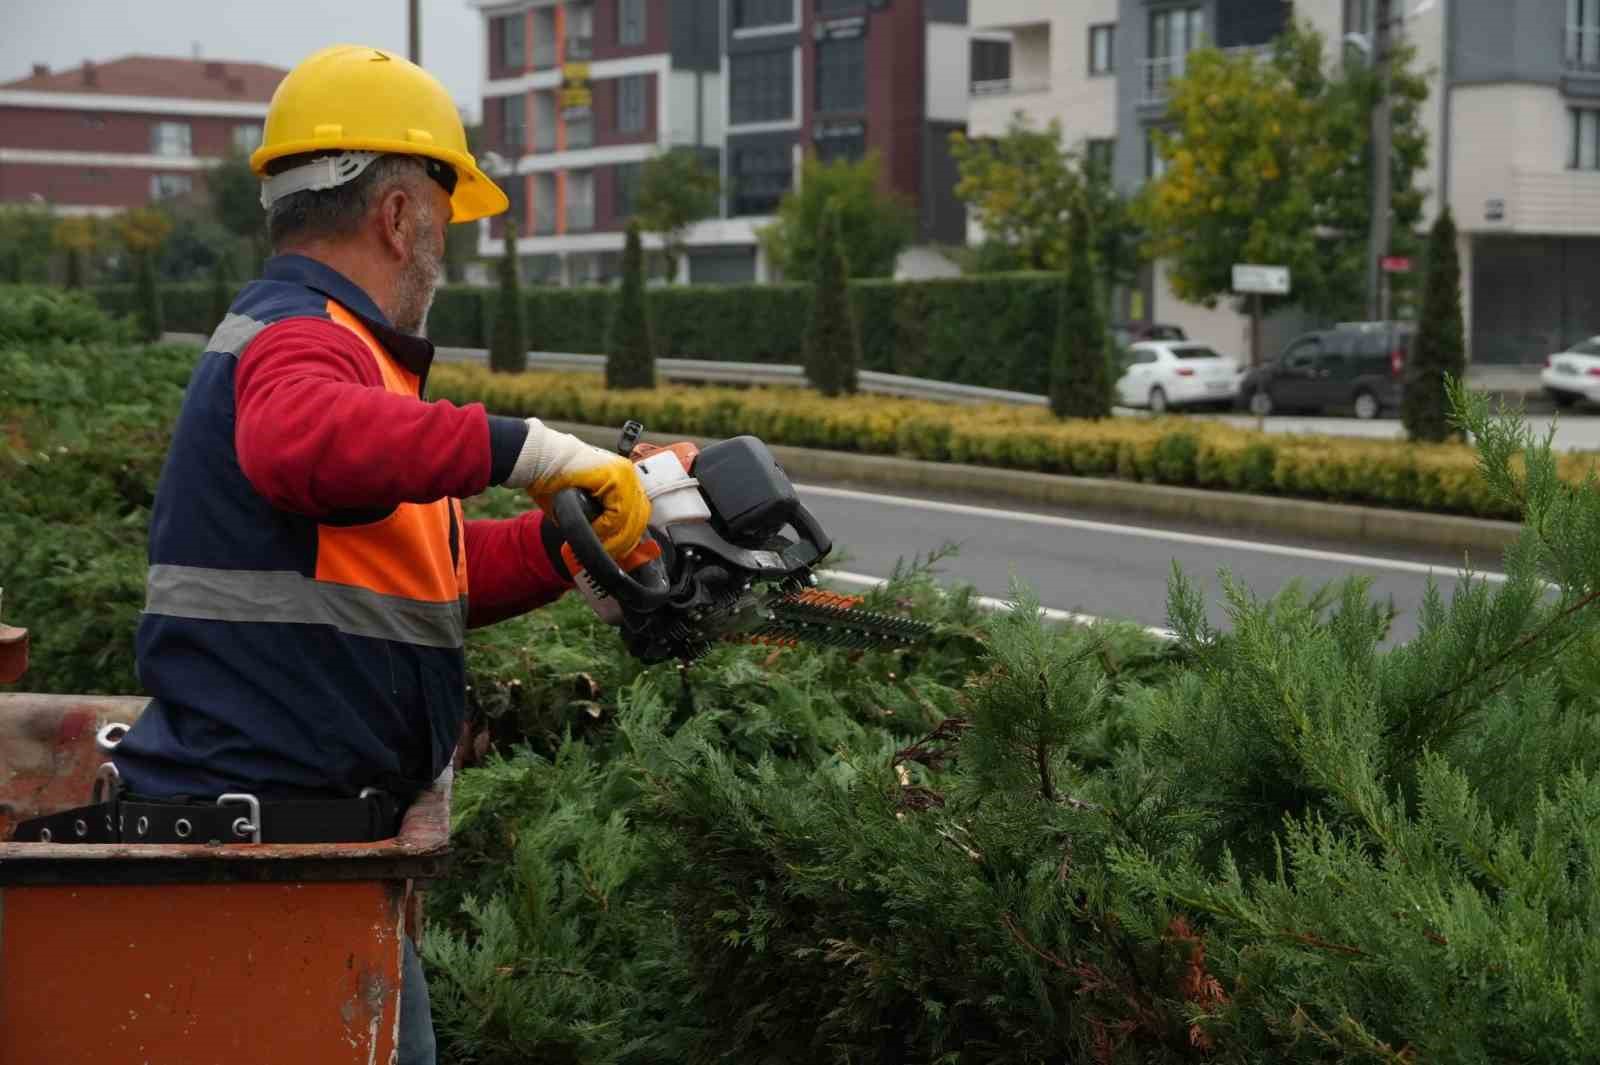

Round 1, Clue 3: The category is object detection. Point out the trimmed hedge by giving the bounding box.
[429,363,1600,520]
[112,274,1066,393]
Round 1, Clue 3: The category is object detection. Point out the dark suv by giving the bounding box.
[1238,322,1415,420]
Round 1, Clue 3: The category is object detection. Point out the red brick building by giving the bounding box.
[0,55,286,215]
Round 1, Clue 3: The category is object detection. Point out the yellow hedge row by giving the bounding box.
[430,365,1593,520]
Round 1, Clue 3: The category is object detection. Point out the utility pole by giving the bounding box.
[408,0,421,64]
[1366,0,1393,321]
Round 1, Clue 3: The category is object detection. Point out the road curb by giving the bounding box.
[550,421,1521,559]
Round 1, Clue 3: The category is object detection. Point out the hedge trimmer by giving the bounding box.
[552,422,935,663]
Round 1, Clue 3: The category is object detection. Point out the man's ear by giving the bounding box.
[375,185,413,262]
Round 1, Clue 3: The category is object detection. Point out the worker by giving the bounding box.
[103,45,650,1064]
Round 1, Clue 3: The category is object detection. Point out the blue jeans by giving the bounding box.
[399,936,437,1065]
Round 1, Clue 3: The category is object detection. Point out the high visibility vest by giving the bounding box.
[116,255,469,800]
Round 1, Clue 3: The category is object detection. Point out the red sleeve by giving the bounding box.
[234,317,495,517]
[463,511,574,628]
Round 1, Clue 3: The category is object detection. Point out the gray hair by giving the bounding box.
[266,153,430,251]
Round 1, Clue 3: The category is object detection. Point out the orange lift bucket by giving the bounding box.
[0,694,452,1063]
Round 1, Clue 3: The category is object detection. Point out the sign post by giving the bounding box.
[1231,264,1291,372]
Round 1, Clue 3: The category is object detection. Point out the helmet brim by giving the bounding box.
[250,139,509,223]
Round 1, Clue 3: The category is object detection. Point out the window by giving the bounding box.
[1085,138,1115,175]
[497,13,526,71]
[149,121,191,157]
[1570,0,1600,68]
[615,162,643,218]
[731,145,791,215]
[567,3,594,59]
[733,0,793,31]
[815,35,865,114]
[1089,24,1115,75]
[1572,108,1600,169]
[815,122,865,164]
[534,91,558,151]
[150,173,193,200]
[500,93,527,152]
[619,0,647,45]
[730,50,793,125]
[1150,6,1204,62]
[618,75,648,134]
[1145,128,1169,179]
[232,123,263,154]
[1344,0,1374,38]
[816,0,859,13]
[970,38,1011,85]
[503,175,527,236]
[534,172,558,234]
[566,109,594,149]
[567,170,596,231]
[533,8,558,67]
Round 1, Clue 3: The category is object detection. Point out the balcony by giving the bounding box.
[1140,46,1269,108]
[1564,25,1600,96]
[970,78,1050,98]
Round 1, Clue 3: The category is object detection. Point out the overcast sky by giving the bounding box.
[0,0,487,121]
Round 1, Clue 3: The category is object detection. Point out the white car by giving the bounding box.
[1114,341,1241,414]
[1540,337,1600,408]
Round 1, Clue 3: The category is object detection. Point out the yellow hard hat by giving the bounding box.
[251,44,508,223]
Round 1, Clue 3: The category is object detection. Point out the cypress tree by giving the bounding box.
[63,247,85,289]
[133,249,164,343]
[605,221,656,390]
[1050,205,1112,419]
[1402,207,1466,442]
[207,252,232,331]
[489,210,528,374]
[802,203,860,397]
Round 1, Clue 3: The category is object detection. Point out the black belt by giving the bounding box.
[12,790,405,846]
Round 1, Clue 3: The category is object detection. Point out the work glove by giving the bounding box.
[505,419,650,562]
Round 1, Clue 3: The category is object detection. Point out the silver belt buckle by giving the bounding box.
[217,793,262,843]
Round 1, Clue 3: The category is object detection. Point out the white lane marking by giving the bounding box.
[818,569,1179,641]
[797,483,1512,585]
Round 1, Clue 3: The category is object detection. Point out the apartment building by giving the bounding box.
[473,0,971,285]
[969,0,1600,366]
[0,56,283,215]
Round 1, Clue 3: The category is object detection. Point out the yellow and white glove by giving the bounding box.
[505,419,650,561]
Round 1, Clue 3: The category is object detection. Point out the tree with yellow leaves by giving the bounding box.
[1138,21,1427,323]
[113,207,173,342]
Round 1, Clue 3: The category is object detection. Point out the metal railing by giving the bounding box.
[428,348,1050,407]
[1567,24,1600,70]
[970,78,1050,97]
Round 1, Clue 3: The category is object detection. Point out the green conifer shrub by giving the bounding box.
[1051,205,1113,418]
[489,212,527,374]
[803,203,861,396]
[605,222,656,390]
[1402,208,1466,442]
[133,249,163,343]
[207,253,231,333]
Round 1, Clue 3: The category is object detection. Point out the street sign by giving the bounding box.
[1381,256,1412,273]
[1232,264,1291,295]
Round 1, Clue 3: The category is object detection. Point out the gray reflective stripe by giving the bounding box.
[144,565,466,649]
[206,312,270,358]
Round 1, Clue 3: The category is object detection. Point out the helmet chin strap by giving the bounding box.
[259,151,383,209]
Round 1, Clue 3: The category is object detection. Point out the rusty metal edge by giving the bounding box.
[0,852,450,886]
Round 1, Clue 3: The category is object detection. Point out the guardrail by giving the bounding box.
[431,346,1051,407]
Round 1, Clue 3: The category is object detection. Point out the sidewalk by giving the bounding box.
[1467,365,1548,409]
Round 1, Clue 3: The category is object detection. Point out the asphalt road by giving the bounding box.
[801,481,1514,643]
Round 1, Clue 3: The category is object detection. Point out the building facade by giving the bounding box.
[968,0,1600,366]
[473,0,971,285]
[0,56,283,215]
